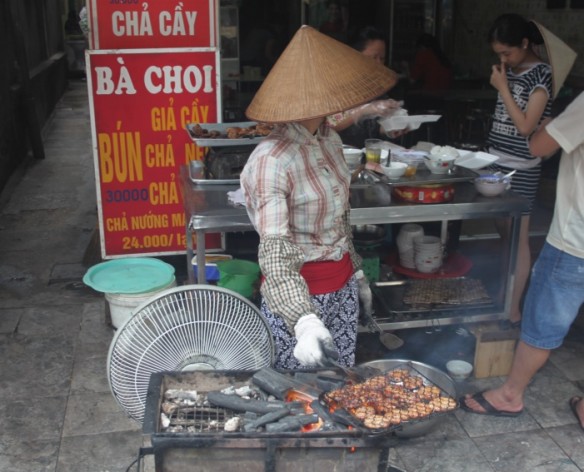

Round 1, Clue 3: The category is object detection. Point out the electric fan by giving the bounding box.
[107,285,275,422]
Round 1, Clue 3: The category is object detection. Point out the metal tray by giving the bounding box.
[319,362,458,436]
[372,277,493,316]
[384,165,478,187]
[188,160,239,185]
[186,121,266,147]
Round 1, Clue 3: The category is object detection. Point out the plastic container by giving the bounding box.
[392,184,455,204]
[391,150,427,177]
[216,259,261,299]
[83,257,176,294]
[105,277,177,328]
[360,255,380,283]
[192,254,233,282]
[83,257,177,329]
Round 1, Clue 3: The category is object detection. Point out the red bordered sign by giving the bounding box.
[87,0,217,50]
[86,48,222,258]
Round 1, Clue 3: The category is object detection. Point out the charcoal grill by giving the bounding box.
[137,361,456,472]
[141,370,403,472]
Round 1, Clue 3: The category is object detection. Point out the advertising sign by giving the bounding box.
[87,0,217,49]
[86,48,221,257]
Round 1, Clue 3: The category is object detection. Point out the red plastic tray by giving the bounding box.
[385,251,473,279]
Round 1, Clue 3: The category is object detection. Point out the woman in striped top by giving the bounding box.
[486,14,553,328]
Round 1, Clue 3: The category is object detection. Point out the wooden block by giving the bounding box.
[469,322,518,378]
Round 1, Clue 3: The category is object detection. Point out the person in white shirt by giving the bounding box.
[460,92,584,426]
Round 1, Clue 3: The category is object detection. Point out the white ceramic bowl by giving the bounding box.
[342,148,363,170]
[446,360,473,380]
[474,175,509,197]
[382,161,407,179]
[424,156,456,174]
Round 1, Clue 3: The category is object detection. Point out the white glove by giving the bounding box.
[293,314,334,367]
[355,270,373,316]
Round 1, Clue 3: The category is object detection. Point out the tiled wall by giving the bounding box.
[452,0,584,83]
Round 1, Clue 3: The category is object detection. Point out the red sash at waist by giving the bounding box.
[300,252,353,295]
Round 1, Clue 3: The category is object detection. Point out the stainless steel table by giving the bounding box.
[180,165,529,330]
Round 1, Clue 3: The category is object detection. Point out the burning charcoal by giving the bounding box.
[242,407,291,432]
[293,372,320,387]
[289,407,307,416]
[309,400,342,431]
[207,392,290,414]
[224,416,241,432]
[221,386,236,395]
[160,413,171,429]
[265,414,319,433]
[252,367,321,400]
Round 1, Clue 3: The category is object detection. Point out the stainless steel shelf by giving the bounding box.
[179,165,529,330]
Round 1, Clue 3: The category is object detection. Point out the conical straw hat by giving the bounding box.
[531,21,577,98]
[246,25,398,123]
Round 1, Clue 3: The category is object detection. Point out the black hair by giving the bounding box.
[415,33,451,68]
[350,26,386,53]
[487,13,544,47]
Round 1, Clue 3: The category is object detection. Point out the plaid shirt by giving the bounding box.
[241,122,361,329]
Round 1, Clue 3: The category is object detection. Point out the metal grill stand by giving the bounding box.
[142,371,401,472]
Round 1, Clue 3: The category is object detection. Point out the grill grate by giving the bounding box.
[166,405,237,432]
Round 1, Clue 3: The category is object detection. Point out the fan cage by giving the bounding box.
[107,285,275,422]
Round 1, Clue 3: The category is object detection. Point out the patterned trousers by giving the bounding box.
[261,276,359,370]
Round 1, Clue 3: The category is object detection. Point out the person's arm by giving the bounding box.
[529,117,560,158]
[331,99,402,132]
[490,63,549,136]
[241,150,317,330]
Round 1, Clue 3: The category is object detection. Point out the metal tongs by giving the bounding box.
[319,341,380,383]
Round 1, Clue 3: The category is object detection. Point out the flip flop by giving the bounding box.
[569,396,584,431]
[459,391,523,417]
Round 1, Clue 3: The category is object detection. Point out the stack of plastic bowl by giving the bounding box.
[413,235,443,273]
[396,224,424,269]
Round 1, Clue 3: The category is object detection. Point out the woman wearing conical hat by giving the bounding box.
[240,26,397,369]
[485,13,576,330]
